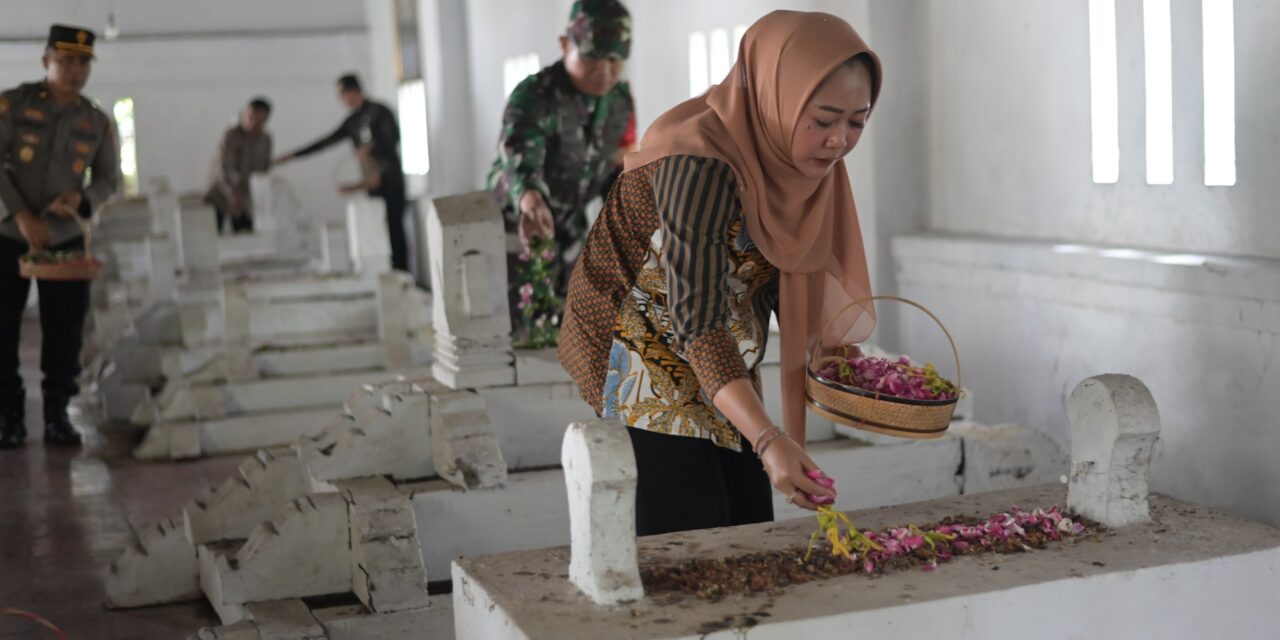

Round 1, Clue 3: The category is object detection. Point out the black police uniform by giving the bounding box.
[286,100,409,272]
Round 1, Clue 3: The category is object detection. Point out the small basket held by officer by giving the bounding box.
[0,25,120,448]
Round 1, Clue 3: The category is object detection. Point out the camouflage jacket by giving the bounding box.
[487,60,634,245]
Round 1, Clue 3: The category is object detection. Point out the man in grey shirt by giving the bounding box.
[0,24,120,448]
[205,97,272,234]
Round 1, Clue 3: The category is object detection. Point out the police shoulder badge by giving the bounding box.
[18,146,35,163]
[0,96,8,115]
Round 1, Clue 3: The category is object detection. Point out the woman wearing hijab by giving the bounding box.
[559,10,880,536]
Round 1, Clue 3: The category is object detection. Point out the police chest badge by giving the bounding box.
[18,147,35,163]
[74,141,92,154]
[72,158,86,174]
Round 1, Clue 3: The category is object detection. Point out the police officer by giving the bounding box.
[206,97,273,234]
[0,25,120,448]
[489,0,636,297]
[274,75,408,271]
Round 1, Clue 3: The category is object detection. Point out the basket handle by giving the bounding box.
[25,211,92,257]
[807,294,962,389]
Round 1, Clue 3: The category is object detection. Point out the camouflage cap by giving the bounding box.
[567,0,632,61]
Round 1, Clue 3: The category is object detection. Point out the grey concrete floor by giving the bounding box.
[1,314,238,639]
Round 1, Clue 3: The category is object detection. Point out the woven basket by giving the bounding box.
[805,295,961,440]
[17,214,102,281]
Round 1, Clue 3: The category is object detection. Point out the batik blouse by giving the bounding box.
[560,155,779,451]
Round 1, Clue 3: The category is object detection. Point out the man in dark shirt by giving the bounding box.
[275,74,408,271]
[0,25,120,448]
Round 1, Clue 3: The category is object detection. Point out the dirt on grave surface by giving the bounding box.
[640,512,1102,601]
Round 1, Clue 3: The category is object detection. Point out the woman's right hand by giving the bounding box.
[760,435,835,510]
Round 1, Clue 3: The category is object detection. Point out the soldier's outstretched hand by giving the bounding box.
[518,189,555,249]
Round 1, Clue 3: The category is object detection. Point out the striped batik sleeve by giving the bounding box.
[653,155,750,400]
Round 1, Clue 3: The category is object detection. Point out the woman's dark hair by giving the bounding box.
[841,53,879,100]
[337,74,362,93]
[248,97,272,113]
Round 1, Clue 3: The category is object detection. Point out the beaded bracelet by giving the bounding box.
[751,425,782,451]
[754,427,788,459]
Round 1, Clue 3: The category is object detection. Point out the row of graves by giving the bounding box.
[83,175,433,460]
[86,186,1276,638]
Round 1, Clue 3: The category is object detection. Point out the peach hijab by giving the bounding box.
[624,10,881,438]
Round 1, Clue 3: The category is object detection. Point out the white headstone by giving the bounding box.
[148,180,180,236]
[346,195,391,275]
[378,272,414,369]
[147,234,178,302]
[222,282,256,381]
[319,221,352,274]
[338,477,430,614]
[1066,374,1162,527]
[251,173,311,257]
[430,389,508,489]
[426,191,514,389]
[561,418,643,605]
[176,195,221,281]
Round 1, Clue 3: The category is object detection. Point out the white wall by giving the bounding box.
[463,0,570,192]
[459,0,894,192]
[894,0,1280,527]
[894,236,1280,527]
[0,0,363,38]
[923,0,1280,258]
[1,6,372,225]
[363,0,401,111]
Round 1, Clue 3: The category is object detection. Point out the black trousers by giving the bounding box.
[214,206,254,234]
[627,427,774,536]
[377,180,408,273]
[0,236,90,408]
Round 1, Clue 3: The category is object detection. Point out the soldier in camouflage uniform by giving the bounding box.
[488,0,636,304]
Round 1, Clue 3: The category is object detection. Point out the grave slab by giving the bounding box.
[312,602,453,640]
[453,485,1280,640]
[200,494,351,624]
[105,516,202,608]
